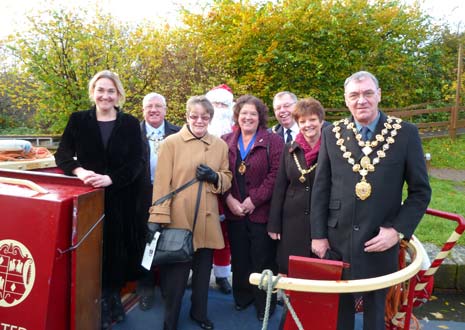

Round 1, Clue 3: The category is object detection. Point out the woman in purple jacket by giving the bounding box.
[222,95,284,321]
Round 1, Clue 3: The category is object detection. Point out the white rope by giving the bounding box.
[250,238,423,294]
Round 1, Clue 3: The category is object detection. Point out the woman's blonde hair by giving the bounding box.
[88,70,126,107]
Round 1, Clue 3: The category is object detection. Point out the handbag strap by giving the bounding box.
[192,181,203,231]
[151,177,203,232]
[152,178,198,206]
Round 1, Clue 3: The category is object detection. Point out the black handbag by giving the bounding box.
[151,178,203,266]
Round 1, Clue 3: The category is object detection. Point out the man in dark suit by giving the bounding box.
[310,71,431,329]
[270,92,330,145]
[269,91,299,143]
[137,92,180,311]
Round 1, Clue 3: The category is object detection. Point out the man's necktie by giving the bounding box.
[286,129,293,143]
[361,126,369,141]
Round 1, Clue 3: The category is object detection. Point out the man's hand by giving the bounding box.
[146,222,161,244]
[364,227,399,252]
[196,164,219,184]
[268,232,281,240]
[311,238,330,259]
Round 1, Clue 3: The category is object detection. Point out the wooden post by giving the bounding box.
[450,42,463,139]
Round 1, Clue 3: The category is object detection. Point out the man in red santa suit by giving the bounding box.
[205,84,235,294]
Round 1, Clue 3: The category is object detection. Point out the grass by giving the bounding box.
[414,177,465,246]
[422,134,465,169]
[396,135,465,246]
[408,136,465,246]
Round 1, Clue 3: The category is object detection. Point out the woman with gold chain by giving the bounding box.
[221,95,284,321]
[267,98,326,274]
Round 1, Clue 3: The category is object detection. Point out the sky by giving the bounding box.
[0,0,208,38]
[0,0,464,39]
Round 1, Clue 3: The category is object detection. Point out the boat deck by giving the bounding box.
[114,286,464,330]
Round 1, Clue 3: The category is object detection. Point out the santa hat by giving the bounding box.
[206,84,234,106]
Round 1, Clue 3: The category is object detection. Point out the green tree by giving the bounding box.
[1,6,233,133]
[0,0,460,134]
[181,0,448,109]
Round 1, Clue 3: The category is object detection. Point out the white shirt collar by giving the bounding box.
[285,121,299,139]
[145,121,165,138]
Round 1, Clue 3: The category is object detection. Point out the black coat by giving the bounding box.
[268,123,286,139]
[55,107,146,288]
[138,119,180,221]
[267,141,317,274]
[310,112,431,280]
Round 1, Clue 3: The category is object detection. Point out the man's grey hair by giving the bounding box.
[143,92,166,107]
[344,71,379,90]
[273,91,298,105]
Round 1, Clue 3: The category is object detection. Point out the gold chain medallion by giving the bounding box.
[293,152,317,183]
[332,116,402,200]
[355,178,372,200]
[238,161,247,175]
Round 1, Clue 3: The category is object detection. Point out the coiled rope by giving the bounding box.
[258,269,304,330]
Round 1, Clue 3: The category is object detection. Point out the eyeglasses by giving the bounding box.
[188,114,211,122]
[274,102,296,111]
[145,104,165,110]
[346,90,377,102]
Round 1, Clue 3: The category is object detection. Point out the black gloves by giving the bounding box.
[196,164,218,185]
[146,222,161,244]
[323,249,342,261]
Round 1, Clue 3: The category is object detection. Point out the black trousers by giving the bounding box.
[337,288,388,330]
[159,248,213,330]
[227,219,277,314]
[137,269,156,296]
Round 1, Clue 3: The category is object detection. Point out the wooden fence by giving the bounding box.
[325,105,465,138]
[1,106,464,147]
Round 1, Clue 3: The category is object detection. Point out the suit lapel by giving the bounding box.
[339,120,363,161]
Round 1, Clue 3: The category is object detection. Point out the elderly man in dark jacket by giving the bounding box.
[311,71,431,330]
[137,92,180,311]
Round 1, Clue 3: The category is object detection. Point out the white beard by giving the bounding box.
[208,107,234,137]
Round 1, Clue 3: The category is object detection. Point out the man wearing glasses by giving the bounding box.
[270,91,299,143]
[137,92,180,311]
[310,71,431,329]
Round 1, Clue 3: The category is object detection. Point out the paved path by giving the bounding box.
[429,168,465,182]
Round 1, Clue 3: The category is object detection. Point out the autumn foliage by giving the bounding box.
[0,0,462,133]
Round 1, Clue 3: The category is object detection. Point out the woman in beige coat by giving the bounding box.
[148,95,232,330]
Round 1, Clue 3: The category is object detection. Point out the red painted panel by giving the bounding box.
[0,169,100,330]
[284,256,349,330]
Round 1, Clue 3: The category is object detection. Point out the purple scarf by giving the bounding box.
[295,132,321,166]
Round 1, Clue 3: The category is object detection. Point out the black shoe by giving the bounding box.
[190,311,214,330]
[257,306,275,321]
[139,294,154,311]
[101,297,112,330]
[234,300,253,311]
[110,292,125,323]
[215,277,232,294]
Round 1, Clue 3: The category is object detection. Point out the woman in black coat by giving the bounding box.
[267,98,325,274]
[54,70,146,330]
